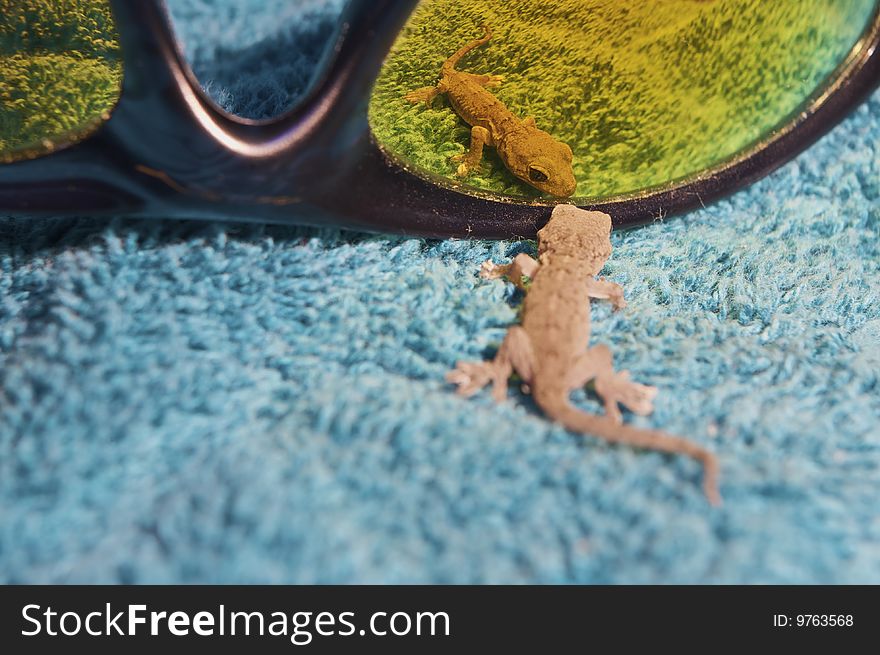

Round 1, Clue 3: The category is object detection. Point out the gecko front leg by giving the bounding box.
[585,277,626,310]
[447,326,535,402]
[404,79,447,107]
[452,125,493,177]
[481,253,539,291]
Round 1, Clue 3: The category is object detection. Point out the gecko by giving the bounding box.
[447,204,721,505]
[405,25,577,197]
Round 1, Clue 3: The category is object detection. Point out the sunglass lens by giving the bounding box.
[370,0,878,201]
[0,0,121,163]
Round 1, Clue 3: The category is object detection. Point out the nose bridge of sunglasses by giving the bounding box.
[104,0,420,174]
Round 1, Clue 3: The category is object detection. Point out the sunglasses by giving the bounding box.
[1,0,879,238]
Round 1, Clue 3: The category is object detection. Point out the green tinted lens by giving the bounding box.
[0,0,121,163]
[370,0,878,201]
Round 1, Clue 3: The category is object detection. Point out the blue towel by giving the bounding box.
[0,0,878,583]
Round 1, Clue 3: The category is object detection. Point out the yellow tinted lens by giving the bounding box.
[370,0,878,201]
[0,0,122,163]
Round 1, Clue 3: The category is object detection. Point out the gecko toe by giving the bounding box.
[480,260,510,280]
[595,371,657,418]
[447,361,494,397]
[491,378,509,402]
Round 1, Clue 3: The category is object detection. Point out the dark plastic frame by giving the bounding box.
[1,0,879,238]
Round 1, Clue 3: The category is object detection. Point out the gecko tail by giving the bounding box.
[542,395,721,506]
[442,24,493,75]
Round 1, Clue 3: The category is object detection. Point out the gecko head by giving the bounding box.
[502,129,576,197]
[538,205,612,271]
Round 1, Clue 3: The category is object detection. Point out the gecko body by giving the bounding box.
[448,205,721,504]
[405,26,576,197]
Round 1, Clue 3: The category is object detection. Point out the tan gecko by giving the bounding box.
[405,25,577,197]
[447,205,721,505]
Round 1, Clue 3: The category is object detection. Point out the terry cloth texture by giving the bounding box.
[0,0,878,583]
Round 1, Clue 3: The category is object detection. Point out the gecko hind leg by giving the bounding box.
[452,125,493,177]
[447,326,535,402]
[568,345,658,424]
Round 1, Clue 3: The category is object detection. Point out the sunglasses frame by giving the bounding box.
[1,0,879,238]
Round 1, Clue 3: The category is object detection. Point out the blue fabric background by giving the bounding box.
[1,0,878,583]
